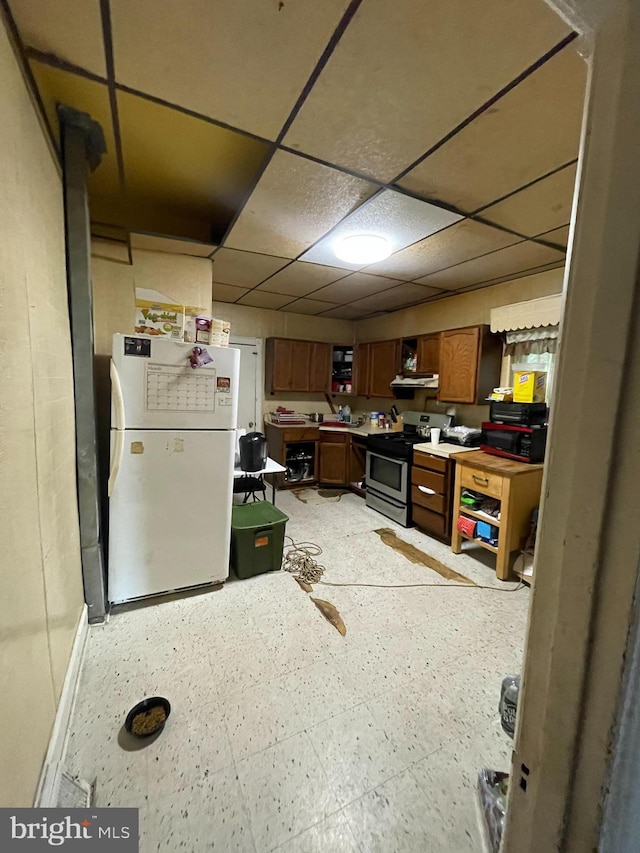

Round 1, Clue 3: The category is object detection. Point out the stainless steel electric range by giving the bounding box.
[365,411,452,526]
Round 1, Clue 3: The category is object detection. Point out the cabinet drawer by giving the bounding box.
[412,466,445,495]
[319,431,348,444]
[459,466,503,499]
[413,504,448,539]
[411,484,445,515]
[283,428,319,442]
[413,450,448,474]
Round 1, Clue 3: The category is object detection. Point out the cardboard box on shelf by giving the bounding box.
[513,371,547,403]
[134,300,184,338]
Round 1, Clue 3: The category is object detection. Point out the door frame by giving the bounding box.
[502,2,640,851]
[229,336,263,432]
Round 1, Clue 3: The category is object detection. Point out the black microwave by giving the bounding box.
[481,422,547,464]
[489,401,548,426]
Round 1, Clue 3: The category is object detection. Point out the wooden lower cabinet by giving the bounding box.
[451,450,544,581]
[264,423,320,489]
[411,449,455,542]
[318,433,348,485]
[318,432,367,489]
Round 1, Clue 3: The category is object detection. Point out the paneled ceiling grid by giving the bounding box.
[6,0,585,313]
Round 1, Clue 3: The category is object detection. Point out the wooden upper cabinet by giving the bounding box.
[438,325,502,403]
[309,342,331,392]
[369,339,400,397]
[289,341,311,391]
[266,338,294,392]
[416,334,440,374]
[355,342,370,396]
[266,337,311,392]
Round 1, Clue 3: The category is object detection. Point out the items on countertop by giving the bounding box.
[513,370,547,403]
[442,425,482,446]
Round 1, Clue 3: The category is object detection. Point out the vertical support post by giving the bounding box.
[59,107,107,624]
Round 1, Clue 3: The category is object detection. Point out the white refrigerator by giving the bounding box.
[108,333,240,604]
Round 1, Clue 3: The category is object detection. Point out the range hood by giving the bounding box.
[390,374,439,389]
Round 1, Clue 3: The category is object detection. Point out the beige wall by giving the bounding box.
[92,247,564,428]
[91,244,354,425]
[351,268,564,426]
[356,267,564,341]
[0,18,84,806]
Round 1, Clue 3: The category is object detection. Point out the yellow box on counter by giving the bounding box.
[513,371,547,403]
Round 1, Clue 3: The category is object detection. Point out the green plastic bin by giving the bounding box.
[230,502,289,579]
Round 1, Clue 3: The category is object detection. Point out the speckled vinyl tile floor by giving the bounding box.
[64,489,527,852]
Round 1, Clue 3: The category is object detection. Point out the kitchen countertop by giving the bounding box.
[412,441,478,459]
[265,419,395,438]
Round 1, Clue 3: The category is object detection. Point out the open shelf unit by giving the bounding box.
[458,506,501,527]
[331,344,354,394]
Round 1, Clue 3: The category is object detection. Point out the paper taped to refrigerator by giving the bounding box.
[146,363,216,413]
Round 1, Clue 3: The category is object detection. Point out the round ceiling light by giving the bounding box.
[334,234,391,265]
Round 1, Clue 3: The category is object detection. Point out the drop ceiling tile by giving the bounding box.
[110,0,351,139]
[320,305,370,320]
[116,90,269,243]
[225,150,376,257]
[456,263,564,293]
[300,189,462,269]
[480,162,578,236]
[257,261,348,297]
[212,248,290,287]
[212,283,249,302]
[536,224,571,248]
[311,273,402,304]
[30,62,118,199]
[350,284,441,312]
[280,299,340,315]
[236,291,293,310]
[130,233,215,256]
[284,0,571,180]
[362,219,520,281]
[9,0,106,76]
[416,241,565,290]
[398,45,585,211]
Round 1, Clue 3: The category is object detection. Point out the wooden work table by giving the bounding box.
[450,450,544,581]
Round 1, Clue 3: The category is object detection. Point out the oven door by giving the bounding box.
[366,451,408,502]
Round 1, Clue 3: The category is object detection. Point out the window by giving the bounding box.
[511,352,556,401]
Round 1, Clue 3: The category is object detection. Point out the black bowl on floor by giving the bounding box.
[125,697,171,738]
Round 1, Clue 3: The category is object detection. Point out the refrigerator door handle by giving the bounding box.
[108,429,125,497]
[111,359,125,431]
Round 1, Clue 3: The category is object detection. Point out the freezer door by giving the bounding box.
[108,429,234,603]
[111,333,239,430]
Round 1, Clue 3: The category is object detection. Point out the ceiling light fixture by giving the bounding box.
[334,234,391,265]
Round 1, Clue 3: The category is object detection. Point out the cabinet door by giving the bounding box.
[349,438,366,484]
[355,343,370,396]
[417,334,441,374]
[369,340,400,397]
[319,440,348,485]
[289,341,311,392]
[438,327,480,403]
[269,339,294,392]
[309,342,331,392]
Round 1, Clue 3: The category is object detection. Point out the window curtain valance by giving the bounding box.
[491,294,562,357]
[490,294,562,333]
[504,326,559,357]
